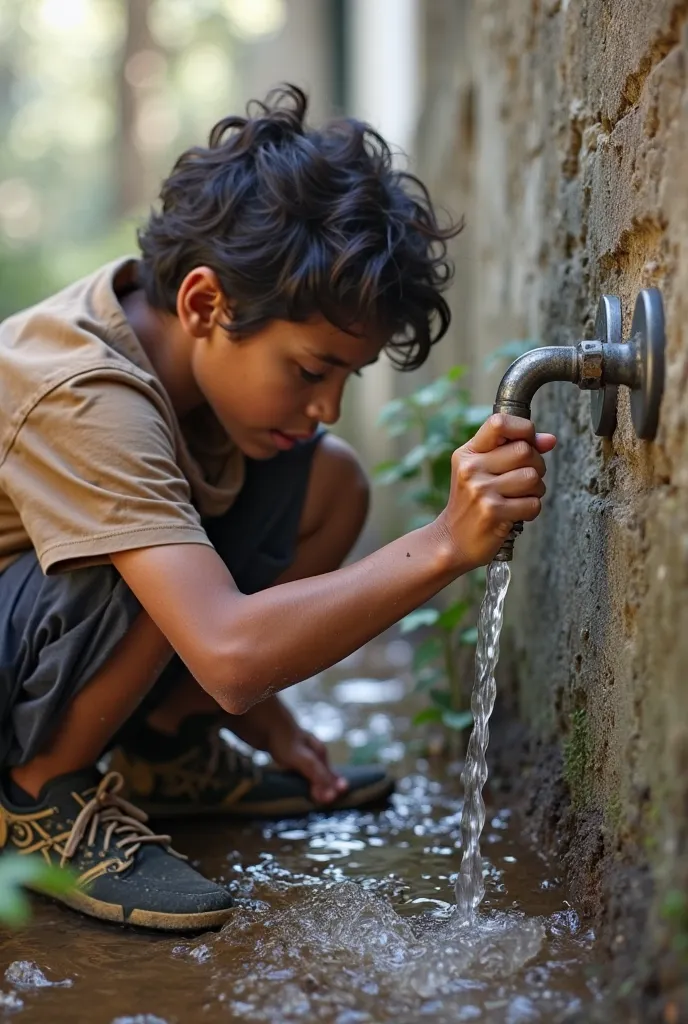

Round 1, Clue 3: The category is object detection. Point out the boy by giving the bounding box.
[0,86,554,931]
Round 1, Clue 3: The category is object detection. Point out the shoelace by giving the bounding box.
[61,771,185,868]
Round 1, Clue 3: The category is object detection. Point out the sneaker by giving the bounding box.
[109,716,395,820]
[0,770,234,931]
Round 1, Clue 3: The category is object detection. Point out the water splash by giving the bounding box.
[4,961,72,990]
[206,557,546,1018]
[455,560,512,921]
[202,881,547,1021]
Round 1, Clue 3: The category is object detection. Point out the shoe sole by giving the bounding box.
[29,885,234,932]
[135,776,395,820]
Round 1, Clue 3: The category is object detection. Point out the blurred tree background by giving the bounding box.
[0,0,442,547]
[0,0,297,318]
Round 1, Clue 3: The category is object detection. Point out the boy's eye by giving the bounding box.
[299,367,327,384]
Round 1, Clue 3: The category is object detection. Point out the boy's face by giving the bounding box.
[186,288,385,460]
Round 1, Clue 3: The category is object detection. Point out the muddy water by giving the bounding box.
[0,640,602,1023]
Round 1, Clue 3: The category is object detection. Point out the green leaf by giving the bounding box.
[407,512,437,531]
[0,888,30,926]
[377,397,411,428]
[484,339,539,372]
[446,365,466,381]
[463,405,493,428]
[424,411,457,444]
[430,399,470,434]
[412,706,444,726]
[347,735,386,766]
[437,600,470,631]
[413,667,445,692]
[373,460,406,486]
[0,855,74,926]
[407,482,448,512]
[410,377,456,408]
[407,486,445,510]
[386,420,415,438]
[399,608,440,634]
[31,865,75,897]
[426,437,455,460]
[471,566,487,586]
[661,889,688,922]
[461,626,479,646]
[429,459,452,496]
[442,709,474,731]
[375,455,424,484]
[412,636,443,671]
[374,458,399,475]
[401,444,431,472]
[430,688,452,710]
[0,855,73,893]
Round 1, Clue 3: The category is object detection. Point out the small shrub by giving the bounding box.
[375,340,538,746]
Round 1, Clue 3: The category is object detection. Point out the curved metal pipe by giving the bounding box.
[489,288,666,561]
[492,345,582,562]
[493,346,580,419]
[491,339,642,560]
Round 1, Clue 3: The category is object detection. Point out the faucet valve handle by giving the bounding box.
[627,288,665,441]
[591,289,666,441]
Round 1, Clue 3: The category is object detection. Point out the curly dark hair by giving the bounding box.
[138,85,461,370]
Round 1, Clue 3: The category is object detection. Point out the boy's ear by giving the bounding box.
[176,266,229,338]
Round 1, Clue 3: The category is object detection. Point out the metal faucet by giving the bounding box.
[492,289,666,561]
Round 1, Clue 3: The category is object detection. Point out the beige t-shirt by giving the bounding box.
[0,257,245,574]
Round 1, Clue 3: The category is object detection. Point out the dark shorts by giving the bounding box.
[0,433,324,769]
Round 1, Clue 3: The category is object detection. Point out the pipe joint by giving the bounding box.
[491,289,666,562]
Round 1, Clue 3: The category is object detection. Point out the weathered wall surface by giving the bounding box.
[418,0,688,1013]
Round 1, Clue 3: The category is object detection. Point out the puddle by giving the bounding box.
[0,638,603,1023]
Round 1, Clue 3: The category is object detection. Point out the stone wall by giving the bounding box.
[417,0,688,1012]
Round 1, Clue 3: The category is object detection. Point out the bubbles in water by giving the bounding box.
[204,881,544,1021]
[0,990,24,1015]
[110,1017,170,1024]
[4,961,72,990]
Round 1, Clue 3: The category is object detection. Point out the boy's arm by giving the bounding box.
[112,415,555,713]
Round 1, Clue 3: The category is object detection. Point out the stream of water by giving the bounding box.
[456,560,512,920]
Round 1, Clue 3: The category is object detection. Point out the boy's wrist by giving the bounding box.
[419,518,472,582]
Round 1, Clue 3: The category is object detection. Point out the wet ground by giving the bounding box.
[0,639,603,1023]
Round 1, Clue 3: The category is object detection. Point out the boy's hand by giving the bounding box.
[436,414,556,571]
[224,695,347,803]
[267,725,349,804]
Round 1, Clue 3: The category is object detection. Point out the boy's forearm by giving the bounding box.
[211,523,463,712]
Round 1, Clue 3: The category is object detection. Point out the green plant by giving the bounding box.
[374,342,539,744]
[375,366,491,738]
[0,855,74,927]
[660,889,688,964]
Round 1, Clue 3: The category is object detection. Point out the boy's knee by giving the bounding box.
[298,434,369,549]
[316,434,370,517]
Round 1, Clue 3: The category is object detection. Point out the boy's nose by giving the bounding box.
[306,388,342,425]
